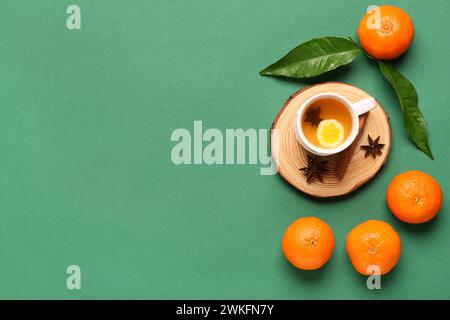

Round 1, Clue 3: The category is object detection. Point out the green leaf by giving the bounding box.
[259,37,361,79]
[378,61,434,159]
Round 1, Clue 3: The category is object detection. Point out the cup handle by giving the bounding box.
[352,97,377,116]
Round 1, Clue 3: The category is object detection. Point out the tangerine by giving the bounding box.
[346,220,401,275]
[358,5,414,60]
[387,170,443,224]
[282,217,334,270]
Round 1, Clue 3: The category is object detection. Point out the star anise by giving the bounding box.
[304,106,323,127]
[361,135,385,159]
[299,154,329,183]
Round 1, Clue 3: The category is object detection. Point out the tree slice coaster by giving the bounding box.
[271,82,391,198]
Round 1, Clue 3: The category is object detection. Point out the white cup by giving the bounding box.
[295,92,377,156]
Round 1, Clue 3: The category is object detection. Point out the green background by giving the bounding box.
[0,0,448,299]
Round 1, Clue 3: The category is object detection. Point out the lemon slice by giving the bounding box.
[317,119,345,148]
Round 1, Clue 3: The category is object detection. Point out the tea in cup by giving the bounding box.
[295,93,377,156]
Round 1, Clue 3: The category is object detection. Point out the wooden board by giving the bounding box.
[271,82,391,198]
